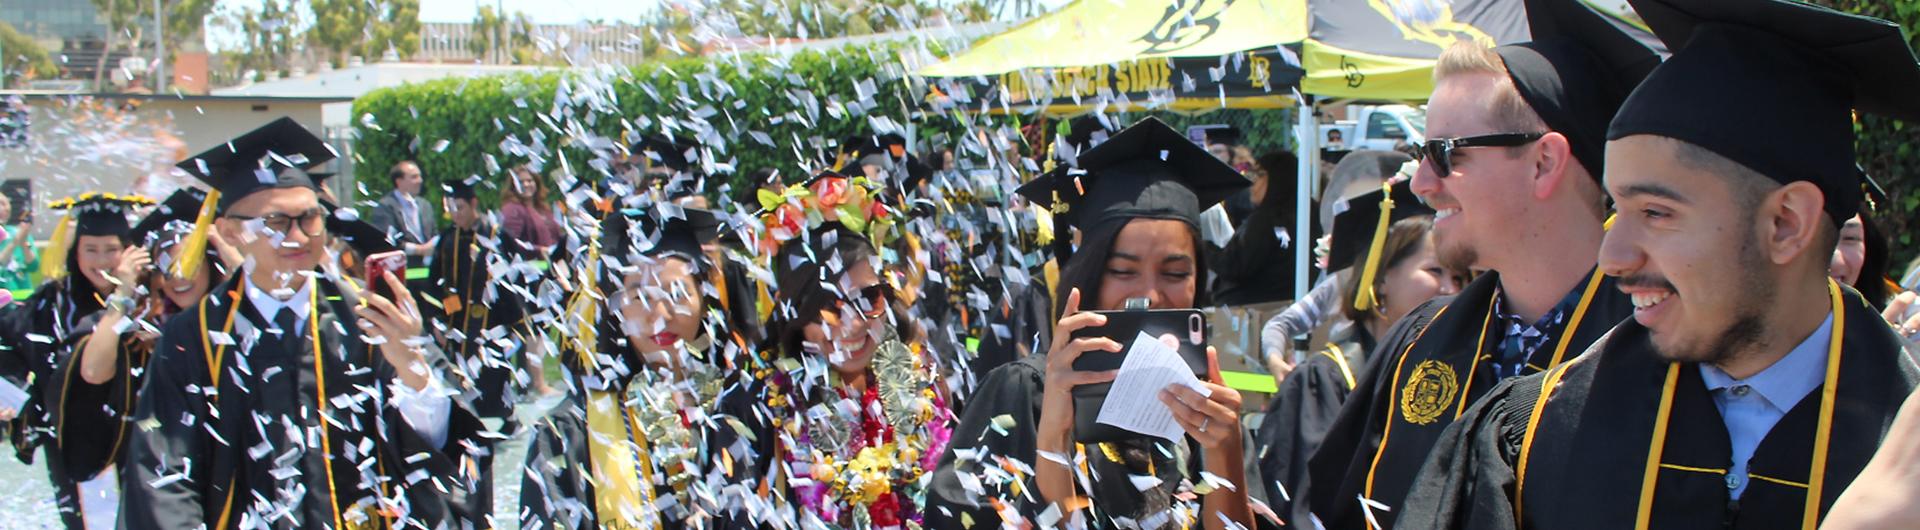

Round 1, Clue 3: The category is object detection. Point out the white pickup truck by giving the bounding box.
[1317,104,1426,153]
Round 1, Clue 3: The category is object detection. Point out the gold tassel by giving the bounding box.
[170,189,221,279]
[38,209,74,282]
[1353,182,1397,312]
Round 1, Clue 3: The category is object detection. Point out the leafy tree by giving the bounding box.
[0,22,57,87]
[91,0,147,90]
[213,0,301,82]
[310,0,420,65]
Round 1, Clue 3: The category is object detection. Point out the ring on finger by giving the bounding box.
[1199,417,1210,433]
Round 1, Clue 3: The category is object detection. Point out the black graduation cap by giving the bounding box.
[1327,182,1433,274]
[602,204,714,268]
[323,202,401,256]
[51,193,151,238]
[174,117,336,212]
[631,135,697,174]
[1609,0,1920,223]
[841,133,933,191]
[1014,117,1248,240]
[1494,0,1664,181]
[1201,126,1242,146]
[130,188,210,247]
[442,175,479,201]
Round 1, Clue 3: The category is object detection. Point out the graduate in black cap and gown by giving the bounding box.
[1253,181,1461,526]
[520,203,777,530]
[46,188,233,520]
[1304,1,1656,526]
[1397,1,1920,528]
[15,192,152,529]
[419,175,535,517]
[925,117,1255,530]
[422,176,531,420]
[119,117,489,529]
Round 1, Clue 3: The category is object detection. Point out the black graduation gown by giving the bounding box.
[924,353,1239,529]
[518,347,776,530]
[1398,284,1920,530]
[1255,326,1375,527]
[423,223,531,420]
[119,274,490,529]
[925,354,1046,528]
[15,279,105,529]
[1211,202,1312,307]
[48,322,150,484]
[1305,270,1633,530]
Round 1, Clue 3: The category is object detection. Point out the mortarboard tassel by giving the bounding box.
[169,189,220,279]
[1353,182,1397,313]
[38,204,74,281]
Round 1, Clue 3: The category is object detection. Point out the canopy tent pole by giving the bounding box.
[1293,95,1317,302]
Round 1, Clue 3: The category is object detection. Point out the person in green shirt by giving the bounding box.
[0,193,38,293]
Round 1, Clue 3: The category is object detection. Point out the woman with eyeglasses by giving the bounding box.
[47,189,235,523]
[13,192,153,530]
[520,204,776,530]
[926,117,1255,530]
[759,169,954,529]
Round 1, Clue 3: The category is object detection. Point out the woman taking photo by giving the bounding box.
[926,117,1254,530]
[520,204,774,530]
[1254,182,1463,525]
[761,170,953,529]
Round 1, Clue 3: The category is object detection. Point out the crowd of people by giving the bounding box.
[2,0,1920,529]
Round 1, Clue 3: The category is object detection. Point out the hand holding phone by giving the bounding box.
[363,250,407,303]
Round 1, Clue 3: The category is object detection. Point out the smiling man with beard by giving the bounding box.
[1301,0,1657,527]
[1395,1,1920,529]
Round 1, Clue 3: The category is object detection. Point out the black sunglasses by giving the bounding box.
[834,284,892,319]
[1415,132,1546,176]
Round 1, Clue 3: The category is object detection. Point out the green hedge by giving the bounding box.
[1815,0,1920,279]
[350,43,937,212]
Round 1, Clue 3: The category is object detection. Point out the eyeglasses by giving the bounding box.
[229,207,328,237]
[1414,132,1547,177]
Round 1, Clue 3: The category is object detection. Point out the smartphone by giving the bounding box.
[364,250,407,302]
[1067,308,1209,442]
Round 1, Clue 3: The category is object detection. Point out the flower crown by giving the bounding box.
[756,170,899,249]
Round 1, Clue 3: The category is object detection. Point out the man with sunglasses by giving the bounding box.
[1301,1,1659,528]
[120,117,490,529]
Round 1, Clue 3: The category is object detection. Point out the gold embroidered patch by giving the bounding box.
[1400,360,1459,425]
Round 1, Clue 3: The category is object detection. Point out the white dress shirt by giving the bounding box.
[243,277,453,448]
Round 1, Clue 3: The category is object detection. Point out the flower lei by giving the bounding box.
[786,340,954,530]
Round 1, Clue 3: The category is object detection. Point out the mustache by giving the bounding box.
[1616,274,1676,293]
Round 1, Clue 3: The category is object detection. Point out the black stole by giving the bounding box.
[1515,285,1919,529]
[1364,269,1628,519]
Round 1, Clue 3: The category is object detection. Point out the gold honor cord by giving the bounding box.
[1585,280,1842,530]
[1322,343,1358,390]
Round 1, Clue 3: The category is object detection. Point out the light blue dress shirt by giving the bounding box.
[1698,313,1833,499]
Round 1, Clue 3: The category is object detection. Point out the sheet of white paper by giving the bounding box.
[0,377,26,411]
[78,464,119,530]
[1198,204,1235,248]
[1097,332,1212,443]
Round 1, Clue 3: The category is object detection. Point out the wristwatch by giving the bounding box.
[105,292,137,315]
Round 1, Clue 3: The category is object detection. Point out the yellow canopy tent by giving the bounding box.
[918,0,1313,113]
